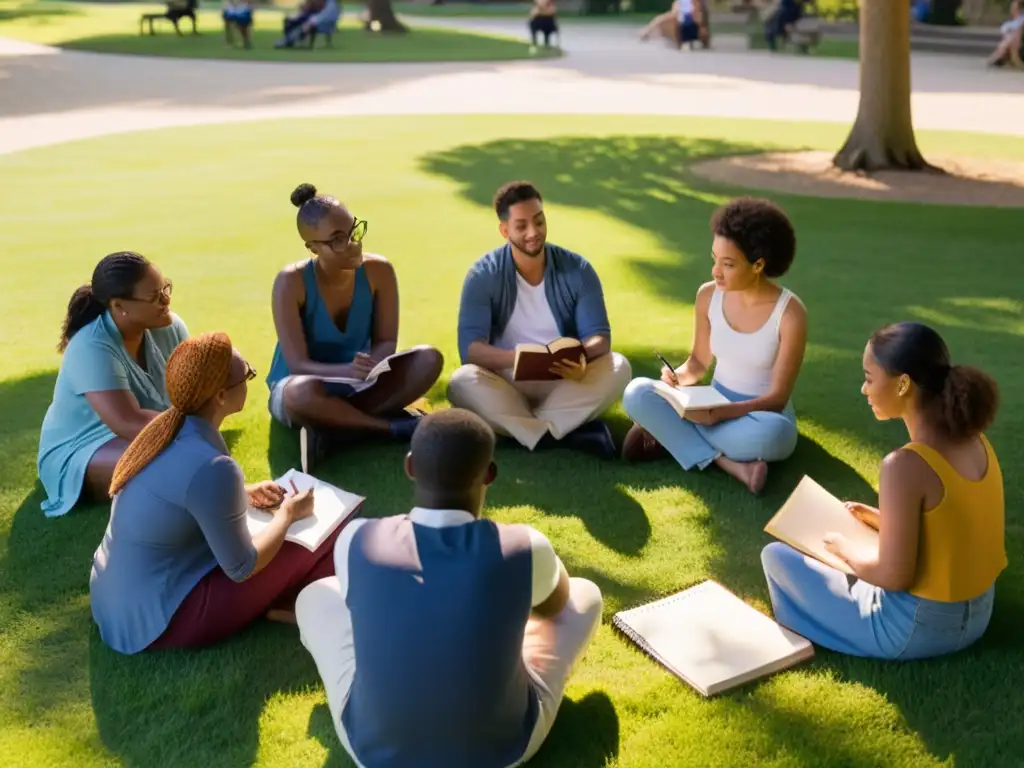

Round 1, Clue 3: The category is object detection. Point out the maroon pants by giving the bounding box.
[149,528,341,650]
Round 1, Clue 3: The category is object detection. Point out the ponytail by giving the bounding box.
[109,409,187,496]
[109,332,234,496]
[870,321,1000,442]
[58,284,105,352]
[933,364,1000,442]
[58,251,152,353]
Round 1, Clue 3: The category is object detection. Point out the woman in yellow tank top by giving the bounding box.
[761,321,1005,660]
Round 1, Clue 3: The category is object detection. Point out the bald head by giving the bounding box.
[407,409,496,506]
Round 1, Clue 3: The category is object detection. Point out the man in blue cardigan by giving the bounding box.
[448,181,631,459]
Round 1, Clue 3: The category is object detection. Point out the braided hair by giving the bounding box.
[109,332,234,495]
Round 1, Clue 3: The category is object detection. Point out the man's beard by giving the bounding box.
[510,235,545,257]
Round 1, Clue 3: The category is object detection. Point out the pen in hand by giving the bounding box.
[654,350,679,386]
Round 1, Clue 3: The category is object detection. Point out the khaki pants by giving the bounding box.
[447,352,632,450]
[295,577,604,768]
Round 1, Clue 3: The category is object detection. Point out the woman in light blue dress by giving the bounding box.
[37,251,189,517]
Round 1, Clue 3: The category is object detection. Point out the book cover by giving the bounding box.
[512,337,584,381]
[764,475,879,575]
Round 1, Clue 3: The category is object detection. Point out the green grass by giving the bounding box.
[1,114,1023,767]
[0,0,558,61]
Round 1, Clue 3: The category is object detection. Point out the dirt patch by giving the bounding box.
[690,150,1024,208]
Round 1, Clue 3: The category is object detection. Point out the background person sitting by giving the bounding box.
[987,0,1024,68]
[37,251,188,518]
[90,332,340,655]
[528,0,559,50]
[275,0,341,48]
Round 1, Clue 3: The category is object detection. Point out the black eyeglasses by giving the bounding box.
[227,362,257,389]
[306,218,368,251]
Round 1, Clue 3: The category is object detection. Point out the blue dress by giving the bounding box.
[37,311,189,517]
[266,259,374,392]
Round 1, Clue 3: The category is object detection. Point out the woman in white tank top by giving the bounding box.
[620,197,807,495]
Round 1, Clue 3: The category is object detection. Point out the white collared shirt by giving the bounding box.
[334,508,563,607]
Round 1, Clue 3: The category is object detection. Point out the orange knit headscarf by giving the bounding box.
[109,331,234,496]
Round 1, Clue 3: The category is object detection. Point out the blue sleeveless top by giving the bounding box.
[266,259,374,389]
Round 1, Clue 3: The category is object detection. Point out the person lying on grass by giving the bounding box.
[621,197,807,496]
[294,408,603,768]
[37,251,187,518]
[762,322,1006,660]
[267,183,444,474]
[90,332,338,655]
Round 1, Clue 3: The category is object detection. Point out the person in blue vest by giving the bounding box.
[448,180,632,460]
[267,183,444,473]
[294,408,604,767]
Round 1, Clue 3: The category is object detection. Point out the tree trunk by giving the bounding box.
[366,0,408,33]
[833,0,937,173]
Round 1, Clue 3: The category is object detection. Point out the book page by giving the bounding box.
[246,470,364,551]
[547,337,582,353]
[515,342,551,355]
[764,475,879,575]
[652,382,731,415]
[615,581,812,696]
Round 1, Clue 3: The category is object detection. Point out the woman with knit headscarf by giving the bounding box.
[90,332,340,655]
[37,251,188,518]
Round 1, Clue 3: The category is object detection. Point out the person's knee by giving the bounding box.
[621,376,656,418]
[446,364,487,404]
[282,376,325,419]
[760,418,799,461]
[295,577,341,626]
[408,344,445,381]
[760,541,796,578]
[570,577,604,619]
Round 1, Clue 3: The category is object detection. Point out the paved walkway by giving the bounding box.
[2,17,1023,155]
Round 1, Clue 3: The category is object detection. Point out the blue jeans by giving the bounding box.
[761,542,995,660]
[621,378,798,471]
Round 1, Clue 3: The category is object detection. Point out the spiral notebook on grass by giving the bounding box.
[612,580,813,697]
[245,469,364,551]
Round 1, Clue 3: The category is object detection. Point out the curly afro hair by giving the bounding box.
[710,197,796,278]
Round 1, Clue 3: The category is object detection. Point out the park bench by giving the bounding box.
[139,0,199,36]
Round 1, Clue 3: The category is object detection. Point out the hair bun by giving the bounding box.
[290,183,317,208]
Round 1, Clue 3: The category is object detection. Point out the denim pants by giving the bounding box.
[761,542,995,660]
[621,377,798,470]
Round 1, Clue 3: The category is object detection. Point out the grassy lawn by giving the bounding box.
[0,114,1022,767]
[0,0,558,61]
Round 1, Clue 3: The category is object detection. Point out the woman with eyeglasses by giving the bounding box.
[37,251,188,517]
[90,332,337,654]
[267,183,444,473]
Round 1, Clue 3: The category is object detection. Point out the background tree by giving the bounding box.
[833,0,935,172]
[366,0,408,33]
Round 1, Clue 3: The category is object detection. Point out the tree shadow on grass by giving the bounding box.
[308,689,620,768]
[0,1,79,22]
[89,619,324,768]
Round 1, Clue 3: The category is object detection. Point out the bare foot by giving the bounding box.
[266,609,297,625]
[714,456,769,495]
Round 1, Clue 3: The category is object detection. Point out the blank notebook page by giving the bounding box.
[613,580,813,696]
